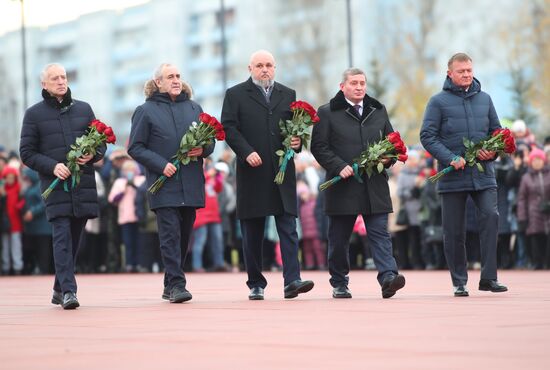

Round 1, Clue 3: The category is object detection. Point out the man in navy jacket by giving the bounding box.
[20,63,105,309]
[129,63,213,303]
[420,53,508,296]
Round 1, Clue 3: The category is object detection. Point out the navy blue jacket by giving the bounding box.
[19,89,104,221]
[420,77,501,193]
[128,91,213,210]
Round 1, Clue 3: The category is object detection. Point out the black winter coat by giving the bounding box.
[221,78,297,219]
[128,91,213,210]
[19,89,104,221]
[311,91,394,216]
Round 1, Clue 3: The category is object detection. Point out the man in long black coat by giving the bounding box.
[221,50,314,300]
[20,63,105,309]
[311,68,405,299]
[128,63,213,303]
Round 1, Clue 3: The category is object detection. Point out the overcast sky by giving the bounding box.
[0,0,149,36]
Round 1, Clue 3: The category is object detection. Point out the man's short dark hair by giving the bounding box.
[447,53,472,69]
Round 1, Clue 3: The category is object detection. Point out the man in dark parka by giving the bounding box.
[420,53,508,296]
[221,50,314,300]
[128,63,213,303]
[20,63,105,309]
[311,68,405,299]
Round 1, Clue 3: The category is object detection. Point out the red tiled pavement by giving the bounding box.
[1,270,549,370]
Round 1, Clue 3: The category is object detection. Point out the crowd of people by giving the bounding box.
[2,119,549,278]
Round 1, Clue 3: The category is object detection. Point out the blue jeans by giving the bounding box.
[192,223,224,270]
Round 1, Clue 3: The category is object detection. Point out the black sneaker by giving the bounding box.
[170,286,192,303]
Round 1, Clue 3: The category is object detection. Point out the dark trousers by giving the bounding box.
[327,213,398,287]
[240,213,301,288]
[155,207,196,290]
[121,222,141,268]
[51,217,88,294]
[441,189,499,286]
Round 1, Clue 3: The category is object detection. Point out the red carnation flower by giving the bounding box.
[492,128,503,137]
[106,134,117,144]
[104,127,113,137]
[398,154,408,162]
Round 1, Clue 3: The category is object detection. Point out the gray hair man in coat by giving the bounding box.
[221,50,314,300]
[420,53,508,296]
[20,63,105,309]
[128,63,213,303]
[311,67,406,299]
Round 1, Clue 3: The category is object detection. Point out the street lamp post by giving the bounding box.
[19,0,28,110]
[346,0,353,68]
[219,0,228,92]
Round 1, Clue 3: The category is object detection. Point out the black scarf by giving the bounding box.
[42,87,73,110]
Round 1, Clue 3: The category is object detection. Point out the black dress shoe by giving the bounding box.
[479,279,508,292]
[51,290,63,305]
[62,292,80,310]
[332,286,352,299]
[381,274,406,298]
[248,287,264,300]
[170,286,192,303]
[454,285,469,297]
[162,287,170,300]
[284,279,314,299]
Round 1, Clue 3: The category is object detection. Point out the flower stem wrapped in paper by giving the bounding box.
[274,100,320,184]
[319,131,408,191]
[148,112,225,194]
[42,119,116,199]
[429,128,516,182]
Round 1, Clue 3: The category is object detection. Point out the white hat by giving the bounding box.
[214,161,230,174]
[511,119,526,133]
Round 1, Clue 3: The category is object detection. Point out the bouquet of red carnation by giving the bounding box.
[319,131,408,191]
[148,112,225,194]
[42,119,116,199]
[429,128,516,182]
[274,100,320,185]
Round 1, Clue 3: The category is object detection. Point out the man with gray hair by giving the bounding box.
[20,63,105,309]
[129,63,212,303]
[221,50,314,300]
[311,67,405,299]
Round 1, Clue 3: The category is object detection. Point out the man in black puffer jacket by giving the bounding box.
[129,63,213,303]
[20,63,105,309]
